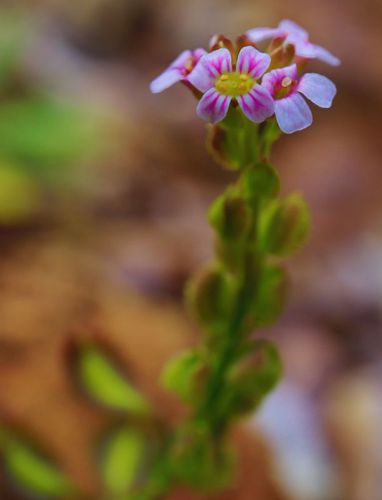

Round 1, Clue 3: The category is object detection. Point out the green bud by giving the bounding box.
[208,190,252,241]
[258,193,310,256]
[186,266,234,328]
[240,163,280,206]
[226,340,282,414]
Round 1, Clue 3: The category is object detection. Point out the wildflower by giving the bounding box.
[150,48,207,93]
[188,46,274,124]
[261,63,336,133]
[247,19,340,66]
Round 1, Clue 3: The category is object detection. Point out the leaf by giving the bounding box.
[258,193,310,257]
[0,12,29,88]
[77,345,151,414]
[0,431,73,497]
[161,349,206,403]
[0,96,101,173]
[101,426,146,497]
[0,163,41,223]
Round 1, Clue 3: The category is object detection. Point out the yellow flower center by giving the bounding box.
[215,72,255,97]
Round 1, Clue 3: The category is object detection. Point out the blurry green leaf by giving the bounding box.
[161,349,206,402]
[0,95,101,172]
[258,193,310,256]
[101,426,146,497]
[241,163,279,206]
[1,431,73,497]
[251,264,287,328]
[0,11,29,88]
[77,346,151,414]
[0,163,41,223]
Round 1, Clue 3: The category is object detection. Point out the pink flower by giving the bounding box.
[262,64,336,134]
[247,19,340,66]
[188,46,274,124]
[150,48,207,93]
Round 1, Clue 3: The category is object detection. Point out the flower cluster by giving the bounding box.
[150,20,339,134]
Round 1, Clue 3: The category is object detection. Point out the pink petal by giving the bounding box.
[237,84,274,124]
[298,73,336,108]
[189,48,232,93]
[150,68,183,94]
[261,64,298,96]
[279,19,308,40]
[236,46,271,79]
[311,44,341,66]
[274,93,313,134]
[150,50,191,93]
[196,88,232,124]
[192,48,208,61]
[246,27,282,43]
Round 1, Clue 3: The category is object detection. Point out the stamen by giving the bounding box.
[282,76,292,88]
[184,58,194,73]
[215,71,255,97]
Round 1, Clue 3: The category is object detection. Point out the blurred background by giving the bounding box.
[0,0,381,499]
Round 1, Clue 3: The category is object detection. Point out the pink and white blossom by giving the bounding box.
[262,64,337,133]
[150,48,207,93]
[247,19,340,66]
[188,46,274,124]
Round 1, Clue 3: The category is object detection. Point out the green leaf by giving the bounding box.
[251,265,287,328]
[0,12,29,88]
[0,163,41,223]
[101,426,146,497]
[0,95,101,173]
[241,163,280,206]
[258,193,310,256]
[77,346,151,414]
[1,431,73,497]
[161,349,206,403]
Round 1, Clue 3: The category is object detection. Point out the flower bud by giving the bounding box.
[186,267,233,328]
[208,190,252,242]
[258,193,310,257]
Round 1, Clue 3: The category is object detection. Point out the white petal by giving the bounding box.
[311,44,341,66]
[279,19,308,40]
[298,73,336,108]
[246,27,282,43]
[274,93,313,134]
[150,68,183,93]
